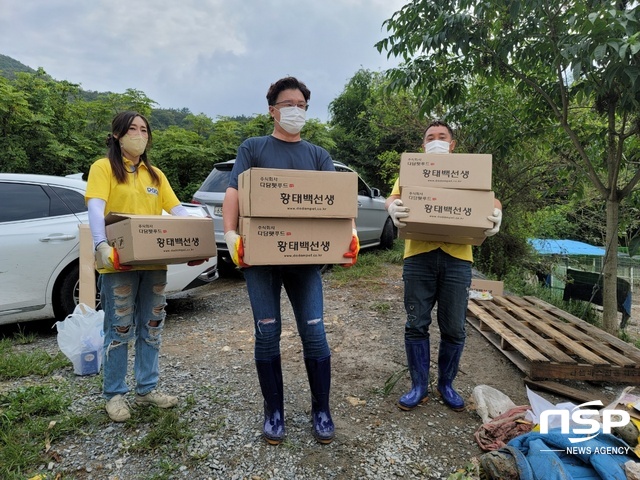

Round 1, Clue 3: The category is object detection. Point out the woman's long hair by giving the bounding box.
[106,111,160,185]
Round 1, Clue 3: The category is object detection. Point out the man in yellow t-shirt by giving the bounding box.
[385,121,502,412]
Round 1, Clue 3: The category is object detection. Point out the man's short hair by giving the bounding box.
[425,120,454,139]
[266,77,311,105]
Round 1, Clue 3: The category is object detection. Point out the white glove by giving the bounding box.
[224,230,247,267]
[387,199,409,228]
[95,241,113,269]
[224,230,240,253]
[485,208,502,237]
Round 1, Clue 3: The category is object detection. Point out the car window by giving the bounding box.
[51,186,87,214]
[199,167,232,193]
[357,178,370,197]
[0,182,86,223]
[0,183,52,222]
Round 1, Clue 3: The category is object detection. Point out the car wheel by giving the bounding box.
[54,264,80,319]
[379,217,396,250]
[74,273,102,312]
[218,258,245,278]
[55,264,101,319]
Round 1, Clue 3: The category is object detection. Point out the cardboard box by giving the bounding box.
[105,213,216,265]
[399,231,486,246]
[399,153,492,190]
[399,186,495,245]
[238,168,358,218]
[470,279,504,296]
[239,217,353,265]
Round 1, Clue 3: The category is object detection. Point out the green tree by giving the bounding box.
[151,127,219,201]
[377,0,640,333]
[0,77,32,172]
[329,69,426,193]
[0,69,89,175]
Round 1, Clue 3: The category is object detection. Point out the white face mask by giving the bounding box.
[120,134,148,157]
[424,140,451,154]
[277,106,306,134]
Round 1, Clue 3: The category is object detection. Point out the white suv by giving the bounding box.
[0,173,218,325]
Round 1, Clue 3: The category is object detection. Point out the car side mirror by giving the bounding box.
[370,188,381,198]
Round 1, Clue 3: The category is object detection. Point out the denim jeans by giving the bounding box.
[243,265,330,361]
[402,249,471,345]
[98,269,167,399]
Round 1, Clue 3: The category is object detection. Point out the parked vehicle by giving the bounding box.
[0,173,218,325]
[190,160,396,274]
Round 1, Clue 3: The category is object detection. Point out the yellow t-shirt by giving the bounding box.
[391,179,473,262]
[85,156,182,272]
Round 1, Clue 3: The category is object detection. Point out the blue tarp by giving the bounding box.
[529,239,606,257]
[502,429,636,480]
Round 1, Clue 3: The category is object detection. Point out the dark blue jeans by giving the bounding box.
[243,265,330,361]
[402,249,472,345]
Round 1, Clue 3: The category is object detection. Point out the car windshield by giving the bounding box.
[200,164,233,193]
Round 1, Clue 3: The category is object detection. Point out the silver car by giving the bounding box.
[0,173,218,325]
[190,160,396,274]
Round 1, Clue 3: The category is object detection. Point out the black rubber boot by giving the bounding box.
[255,355,285,444]
[304,356,335,444]
[398,339,430,411]
[437,341,465,411]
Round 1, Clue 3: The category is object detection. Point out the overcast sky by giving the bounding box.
[0,0,407,123]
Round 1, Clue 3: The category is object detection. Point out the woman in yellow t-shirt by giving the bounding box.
[86,111,197,422]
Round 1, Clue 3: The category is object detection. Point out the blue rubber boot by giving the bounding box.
[255,356,285,444]
[304,356,335,444]
[437,341,465,411]
[398,339,430,411]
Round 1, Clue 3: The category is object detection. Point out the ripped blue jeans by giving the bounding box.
[243,265,330,361]
[98,269,167,399]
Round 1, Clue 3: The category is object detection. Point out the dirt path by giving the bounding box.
[161,262,620,477]
[1,261,625,479]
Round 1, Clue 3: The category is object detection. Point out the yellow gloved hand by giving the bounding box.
[95,241,131,271]
[224,230,249,267]
[341,229,360,268]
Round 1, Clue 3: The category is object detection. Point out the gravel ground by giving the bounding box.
[2,263,621,480]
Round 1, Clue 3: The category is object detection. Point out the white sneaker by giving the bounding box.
[135,389,178,408]
[105,395,131,422]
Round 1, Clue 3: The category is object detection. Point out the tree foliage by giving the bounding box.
[0,67,340,203]
[377,0,640,333]
[329,69,426,193]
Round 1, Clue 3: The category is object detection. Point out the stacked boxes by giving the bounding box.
[398,153,495,246]
[237,168,357,265]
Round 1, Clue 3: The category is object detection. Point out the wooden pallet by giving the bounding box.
[467,295,640,384]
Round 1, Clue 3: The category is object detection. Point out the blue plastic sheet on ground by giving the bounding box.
[503,429,636,480]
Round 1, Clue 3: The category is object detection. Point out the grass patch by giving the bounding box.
[129,408,193,452]
[0,376,200,479]
[326,241,404,286]
[380,367,408,396]
[0,384,92,479]
[371,302,391,314]
[0,338,70,379]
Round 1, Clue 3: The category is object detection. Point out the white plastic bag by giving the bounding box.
[524,386,577,427]
[473,384,517,423]
[55,303,104,375]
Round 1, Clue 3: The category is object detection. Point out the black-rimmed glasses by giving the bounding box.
[274,101,309,111]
